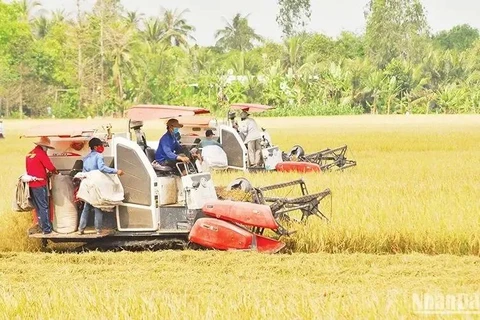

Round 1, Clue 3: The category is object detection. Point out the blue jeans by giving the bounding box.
[78,203,103,231]
[30,186,53,234]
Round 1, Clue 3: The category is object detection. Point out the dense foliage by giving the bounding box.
[0,0,479,118]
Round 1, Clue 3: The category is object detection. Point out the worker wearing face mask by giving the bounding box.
[173,126,181,141]
[155,118,190,174]
[78,138,124,235]
[25,136,59,234]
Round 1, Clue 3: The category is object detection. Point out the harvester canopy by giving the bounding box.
[126,105,210,121]
[22,124,98,138]
[161,115,216,128]
[230,103,275,113]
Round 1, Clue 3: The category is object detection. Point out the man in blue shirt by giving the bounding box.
[155,118,190,174]
[78,138,124,235]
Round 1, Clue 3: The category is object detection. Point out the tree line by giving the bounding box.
[0,0,479,119]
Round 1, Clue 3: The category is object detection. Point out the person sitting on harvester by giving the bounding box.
[154,118,190,175]
[199,129,222,149]
[78,138,124,235]
[192,130,228,172]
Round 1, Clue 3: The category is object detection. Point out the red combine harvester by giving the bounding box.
[22,105,332,253]
[172,102,356,173]
[229,103,356,172]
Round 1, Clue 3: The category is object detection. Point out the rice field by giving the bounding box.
[0,115,479,318]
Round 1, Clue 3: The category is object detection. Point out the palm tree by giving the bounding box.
[15,0,43,22]
[282,36,306,74]
[32,15,50,39]
[160,8,196,48]
[105,22,137,105]
[362,70,385,114]
[141,17,164,52]
[190,47,216,73]
[124,10,144,28]
[51,9,67,23]
[215,13,263,52]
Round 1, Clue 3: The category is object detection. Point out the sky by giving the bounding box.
[27,0,480,46]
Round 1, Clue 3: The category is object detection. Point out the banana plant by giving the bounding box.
[435,84,467,114]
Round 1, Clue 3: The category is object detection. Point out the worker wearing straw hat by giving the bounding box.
[25,136,59,234]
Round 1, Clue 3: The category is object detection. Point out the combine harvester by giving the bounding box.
[22,105,331,253]
[165,102,356,173]
[228,103,357,172]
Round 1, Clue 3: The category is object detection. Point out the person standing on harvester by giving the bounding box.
[25,136,59,234]
[236,111,263,167]
[78,138,124,235]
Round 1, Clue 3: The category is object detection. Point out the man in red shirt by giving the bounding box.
[26,136,58,234]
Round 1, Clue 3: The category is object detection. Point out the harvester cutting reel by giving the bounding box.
[226,178,332,236]
[283,144,357,172]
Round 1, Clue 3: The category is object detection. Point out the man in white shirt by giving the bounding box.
[236,111,263,167]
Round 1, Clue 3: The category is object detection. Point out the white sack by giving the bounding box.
[52,175,78,234]
[76,170,124,212]
[12,175,33,212]
[201,145,228,169]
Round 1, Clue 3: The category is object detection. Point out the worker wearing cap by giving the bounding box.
[199,129,223,149]
[131,120,147,152]
[227,111,238,128]
[236,111,263,167]
[193,130,228,172]
[155,118,190,173]
[78,138,124,235]
[25,136,59,234]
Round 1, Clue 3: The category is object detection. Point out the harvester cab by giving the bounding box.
[115,104,218,232]
[112,135,217,234]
